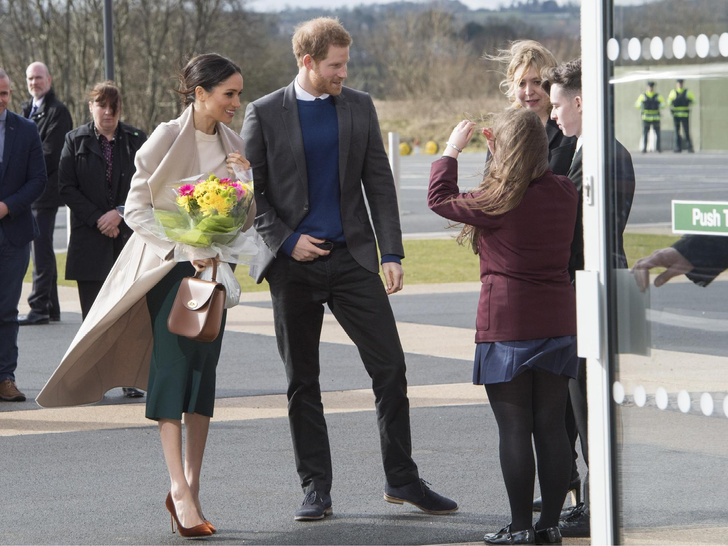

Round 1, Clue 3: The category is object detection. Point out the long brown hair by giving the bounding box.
[457,108,549,253]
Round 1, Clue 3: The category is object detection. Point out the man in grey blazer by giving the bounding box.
[242,17,457,521]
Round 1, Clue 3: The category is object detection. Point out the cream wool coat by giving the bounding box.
[37,106,247,408]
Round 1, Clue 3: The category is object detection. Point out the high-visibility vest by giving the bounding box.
[636,92,663,121]
[668,88,694,118]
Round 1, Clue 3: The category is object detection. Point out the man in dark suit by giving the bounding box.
[242,17,457,521]
[18,62,73,325]
[0,68,47,401]
[547,58,636,537]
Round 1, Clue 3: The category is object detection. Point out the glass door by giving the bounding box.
[581,1,728,544]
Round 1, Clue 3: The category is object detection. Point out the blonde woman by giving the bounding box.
[487,40,575,176]
[429,109,578,545]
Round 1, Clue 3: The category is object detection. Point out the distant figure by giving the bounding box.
[667,79,695,153]
[635,81,665,153]
[19,62,73,325]
[0,68,47,402]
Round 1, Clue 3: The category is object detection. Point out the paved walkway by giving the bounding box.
[2,282,727,544]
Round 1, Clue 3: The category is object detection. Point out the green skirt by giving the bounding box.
[144,262,226,420]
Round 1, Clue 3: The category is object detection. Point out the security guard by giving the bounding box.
[667,79,695,152]
[635,81,665,153]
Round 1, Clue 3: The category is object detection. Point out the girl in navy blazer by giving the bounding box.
[428,108,578,545]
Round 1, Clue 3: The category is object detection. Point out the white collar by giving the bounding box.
[294,77,330,102]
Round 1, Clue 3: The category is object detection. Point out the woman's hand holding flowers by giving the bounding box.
[226,151,250,176]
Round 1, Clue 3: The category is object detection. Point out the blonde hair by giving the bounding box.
[457,108,550,252]
[486,40,558,106]
[292,17,352,68]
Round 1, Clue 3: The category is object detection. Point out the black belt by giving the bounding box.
[313,241,347,251]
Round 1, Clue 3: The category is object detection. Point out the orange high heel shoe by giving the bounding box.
[202,517,216,534]
[165,492,212,538]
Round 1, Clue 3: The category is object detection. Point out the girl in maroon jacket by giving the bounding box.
[428,108,578,545]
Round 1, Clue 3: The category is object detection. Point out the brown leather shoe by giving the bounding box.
[0,379,27,401]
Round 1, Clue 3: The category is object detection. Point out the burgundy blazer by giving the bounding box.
[428,156,578,343]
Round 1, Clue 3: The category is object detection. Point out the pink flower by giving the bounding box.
[178,184,196,196]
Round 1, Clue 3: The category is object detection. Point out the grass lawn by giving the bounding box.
[36,232,680,293]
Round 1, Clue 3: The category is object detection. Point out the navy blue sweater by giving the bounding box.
[281,97,344,255]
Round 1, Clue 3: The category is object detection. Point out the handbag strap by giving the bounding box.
[193,259,218,281]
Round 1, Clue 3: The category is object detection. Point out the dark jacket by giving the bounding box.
[568,140,635,279]
[0,111,47,245]
[58,121,147,280]
[428,156,578,343]
[545,118,577,176]
[242,82,403,283]
[21,89,73,209]
[674,235,728,287]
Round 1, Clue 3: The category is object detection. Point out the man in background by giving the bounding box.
[546,57,636,538]
[18,61,72,325]
[635,81,665,153]
[0,68,47,401]
[667,78,695,153]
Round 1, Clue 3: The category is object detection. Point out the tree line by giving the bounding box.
[0,0,579,134]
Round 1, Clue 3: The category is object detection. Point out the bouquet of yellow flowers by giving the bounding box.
[155,174,254,249]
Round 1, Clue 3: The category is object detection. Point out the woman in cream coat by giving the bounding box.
[38,54,253,537]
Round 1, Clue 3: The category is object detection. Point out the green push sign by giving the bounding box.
[673,201,728,236]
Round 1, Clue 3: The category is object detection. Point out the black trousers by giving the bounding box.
[641,120,661,152]
[672,116,693,151]
[76,280,105,320]
[266,248,419,494]
[27,207,60,318]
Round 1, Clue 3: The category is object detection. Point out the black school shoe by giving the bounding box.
[534,526,562,544]
[558,502,590,537]
[484,524,535,544]
[294,491,332,521]
[384,478,458,514]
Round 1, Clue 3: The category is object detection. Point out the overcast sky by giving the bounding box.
[246,0,576,13]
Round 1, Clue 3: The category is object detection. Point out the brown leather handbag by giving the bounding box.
[167,261,226,342]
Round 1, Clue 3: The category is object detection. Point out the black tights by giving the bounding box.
[485,369,571,532]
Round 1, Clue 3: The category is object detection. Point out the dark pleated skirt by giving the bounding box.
[473,336,578,385]
[144,262,226,420]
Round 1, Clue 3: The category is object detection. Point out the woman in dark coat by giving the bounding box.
[59,81,146,318]
[59,81,146,398]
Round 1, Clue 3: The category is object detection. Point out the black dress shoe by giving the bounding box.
[534,525,562,544]
[122,387,145,398]
[294,491,332,521]
[484,524,535,544]
[384,478,458,514]
[558,503,590,537]
[49,315,61,322]
[18,312,50,325]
